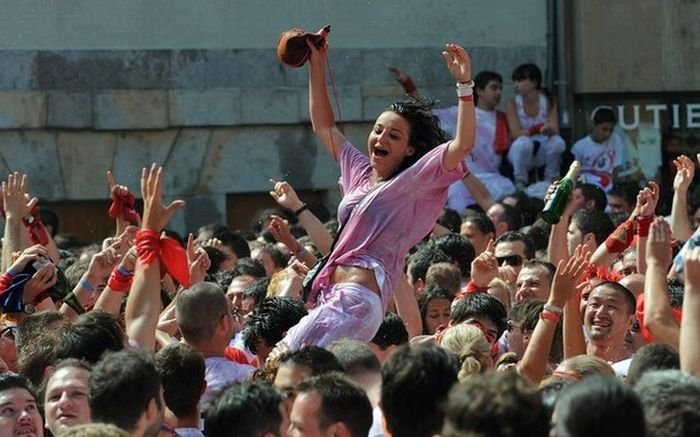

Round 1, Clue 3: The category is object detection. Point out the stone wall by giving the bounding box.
[572,0,700,93]
[0,45,545,236]
[0,1,548,236]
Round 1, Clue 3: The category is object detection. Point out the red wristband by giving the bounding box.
[135,229,191,289]
[107,267,133,293]
[136,229,161,265]
[540,311,561,323]
[636,215,654,238]
[459,95,474,102]
[604,219,636,254]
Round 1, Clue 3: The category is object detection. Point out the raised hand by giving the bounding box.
[24,263,58,303]
[119,246,137,274]
[471,239,499,288]
[86,242,122,285]
[305,37,327,68]
[1,172,37,219]
[550,244,591,306]
[647,217,672,267]
[140,164,185,231]
[684,247,700,291]
[7,245,48,274]
[442,43,472,83]
[268,215,298,250]
[186,233,210,285]
[673,155,695,192]
[201,237,224,251]
[269,179,304,211]
[107,170,141,228]
[498,264,518,288]
[634,181,660,218]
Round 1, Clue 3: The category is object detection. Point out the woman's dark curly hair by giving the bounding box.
[386,98,448,177]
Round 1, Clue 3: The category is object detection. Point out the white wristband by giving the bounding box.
[543,303,564,315]
[457,87,473,97]
[456,80,474,89]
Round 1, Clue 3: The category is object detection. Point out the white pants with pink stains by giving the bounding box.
[281,282,384,350]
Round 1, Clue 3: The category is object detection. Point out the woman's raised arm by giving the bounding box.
[307,40,346,161]
[443,43,475,171]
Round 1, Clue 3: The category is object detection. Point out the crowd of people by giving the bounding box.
[0,38,699,437]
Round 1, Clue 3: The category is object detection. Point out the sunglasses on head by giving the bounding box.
[496,254,523,267]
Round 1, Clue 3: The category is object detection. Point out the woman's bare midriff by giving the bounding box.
[329,265,381,295]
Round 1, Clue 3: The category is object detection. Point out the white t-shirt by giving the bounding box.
[175,427,205,437]
[200,356,255,411]
[571,133,623,192]
[611,357,633,379]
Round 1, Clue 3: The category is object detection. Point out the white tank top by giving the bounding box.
[515,93,548,128]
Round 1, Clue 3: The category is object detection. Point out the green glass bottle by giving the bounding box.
[542,161,581,225]
[52,267,86,314]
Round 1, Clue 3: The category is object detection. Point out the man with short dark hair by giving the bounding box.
[54,310,125,364]
[450,293,507,346]
[567,209,615,256]
[405,246,450,294]
[380,345,457,437]
[273,346,344,396]
[554,375,645,437]
[242,297,307,364]
[369,313,408,364]
[442,371,548,437]
[205,381,287,437]
[493,231,536,293]
[226,259,266,313]
[16,310,65,354]
[574,182,608,211]
[584,281,636,372]
[328,339,383,437]
[251,244,289,277]
[290,374,372,437]
[0,373,44,437]
[608,182,637,222]
[460,211,496,256]
[212,229,251,272]
[154,343,206,436]
[43,358,92,435]
[634,369,700,437]
[487,202,522,237]
[89,350,163,437]
[626,343,680,386]
[514,259,555,302]
[427,234,475,281]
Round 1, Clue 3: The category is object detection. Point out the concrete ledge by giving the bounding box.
[239,88,300,124]
[57,132,116,199]
[48,91,93,128]
[169,89,241,126]
[0,92,46,128]
[0,131,64,199]
[95,90,168,130]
